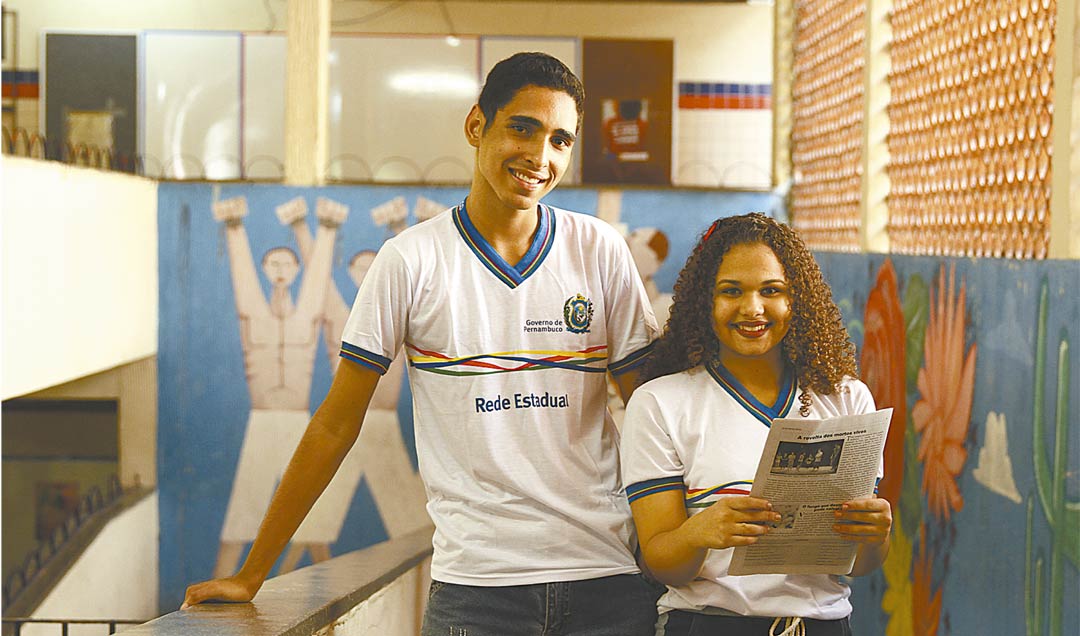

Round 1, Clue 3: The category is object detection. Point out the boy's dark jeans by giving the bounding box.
[421,573,663,636]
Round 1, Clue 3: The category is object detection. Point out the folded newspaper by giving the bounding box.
[728,408,893,576]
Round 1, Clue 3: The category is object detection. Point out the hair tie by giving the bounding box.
[698,220,720,249]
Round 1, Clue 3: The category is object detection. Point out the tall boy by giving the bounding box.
[184,52,660,634]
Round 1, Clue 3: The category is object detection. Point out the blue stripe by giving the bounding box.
[452,199,555,289]
[707,361,796,427]
[339,342,392,375]
[609,342,655,375]
[626,476,685,504]
[1,70,39,84]
[412,354,606,372]
[515,204,554,278]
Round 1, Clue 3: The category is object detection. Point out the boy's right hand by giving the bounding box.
[180,575,258,609]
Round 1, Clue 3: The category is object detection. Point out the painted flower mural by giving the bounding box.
[913,525,943,636]
[911,264,977,521]
[881,509,915,636]
[862,259,907,508]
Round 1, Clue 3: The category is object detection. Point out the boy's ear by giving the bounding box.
[464,105,485,148]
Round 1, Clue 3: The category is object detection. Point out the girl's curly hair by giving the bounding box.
[640,213,857,416]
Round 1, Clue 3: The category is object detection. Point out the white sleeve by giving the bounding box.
[601,227,660,376]
[620,386,685,504]
[339,241,412,375]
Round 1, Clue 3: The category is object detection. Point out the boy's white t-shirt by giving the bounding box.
[621,363,880,619]
[340,202,658,585]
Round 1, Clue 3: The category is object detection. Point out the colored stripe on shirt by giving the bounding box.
[452,201,555,289]
[407,344,608,376]
[685,481,753,508]
[340,342,392,374]
[706,360,796,427]
[609,342,655,376]
[626,476,685,504]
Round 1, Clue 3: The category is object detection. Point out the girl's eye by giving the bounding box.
[717,288,740,297]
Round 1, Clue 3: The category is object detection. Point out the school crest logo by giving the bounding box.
[563,294,594,334]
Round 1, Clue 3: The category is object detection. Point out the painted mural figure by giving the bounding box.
[275,198,428,572]
[621,214,893,635]
[210,195,347,579]
[627,227,674,330]
[609,226,674,430]
[184,53,663,635]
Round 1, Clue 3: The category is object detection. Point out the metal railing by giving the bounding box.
[1,128,146,175]
[2,476,123,609]
[1,618,143,636]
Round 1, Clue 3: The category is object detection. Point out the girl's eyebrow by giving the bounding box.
[716,278,787,285]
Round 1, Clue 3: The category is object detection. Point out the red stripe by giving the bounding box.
[2,84,39,99]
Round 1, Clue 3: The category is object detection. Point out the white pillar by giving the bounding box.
[859,0,892,253]
[284,0,330,186]
[1050,0,1078,258]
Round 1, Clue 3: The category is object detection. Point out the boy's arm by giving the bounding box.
[182,359,380,607]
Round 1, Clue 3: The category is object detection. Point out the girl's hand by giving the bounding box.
[833,497,892,544]
[682,496,780,550]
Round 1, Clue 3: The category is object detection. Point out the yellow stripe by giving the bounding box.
[408,348,608,364]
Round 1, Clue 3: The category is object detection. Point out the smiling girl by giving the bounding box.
[621,213,892,636]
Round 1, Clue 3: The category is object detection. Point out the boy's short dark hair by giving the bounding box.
[478,52,585,132]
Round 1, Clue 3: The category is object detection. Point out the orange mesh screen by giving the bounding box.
[790,0,867,252]
[887,0,1056,257]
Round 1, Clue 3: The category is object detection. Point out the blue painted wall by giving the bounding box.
[156,182,779,611]
[818,253,1079,636]
[157,183,1077,634]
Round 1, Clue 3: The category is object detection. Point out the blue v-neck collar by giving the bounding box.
[706,360,797,427]
[452,199,556,289]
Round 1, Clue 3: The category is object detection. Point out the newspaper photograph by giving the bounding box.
[728,408,893,576]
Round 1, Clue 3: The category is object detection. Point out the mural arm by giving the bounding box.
[212,197,265,315]
[183,359,382,607]
[294,198,348,315]
[277,196,350,324]
[275,197,314,262]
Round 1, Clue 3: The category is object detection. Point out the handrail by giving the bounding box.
[1,617,143,636]
[2,480,155,617]
[121,525,434,636]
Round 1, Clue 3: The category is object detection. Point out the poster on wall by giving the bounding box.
[43,33,137,169]
[581,39,673,185]
[601,98,650,163]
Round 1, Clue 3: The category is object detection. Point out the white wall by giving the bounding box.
[26,492,159,636]
[6,0,774,82]
[314,564,428,636]
[1,158,158,399]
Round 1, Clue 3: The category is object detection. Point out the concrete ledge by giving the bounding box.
[129,526,433,636]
